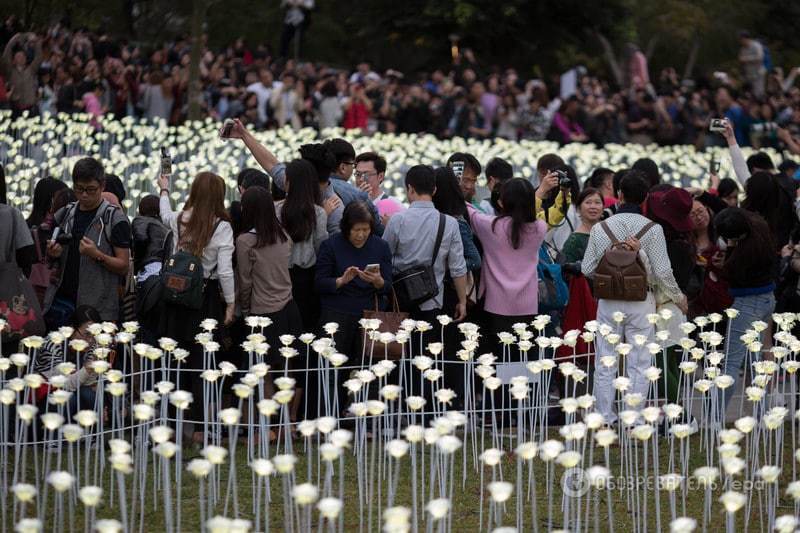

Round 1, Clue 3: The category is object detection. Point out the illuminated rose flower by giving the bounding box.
[487,481,513,502]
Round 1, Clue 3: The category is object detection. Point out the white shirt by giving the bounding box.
[246,82,273,124]
[581,211,682,304]
[160,195,236,304]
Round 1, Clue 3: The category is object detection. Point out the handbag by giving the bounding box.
[392,213,445,311]
[29,227,54,307]
[0,207,45,338]
[362,292,409,360]
[538,245,569,312]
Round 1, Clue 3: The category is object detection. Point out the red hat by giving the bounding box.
[648,188,693,233]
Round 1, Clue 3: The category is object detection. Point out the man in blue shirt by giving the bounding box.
[716,86,750,146]
[227,119,382,235]
[322,138,384,235]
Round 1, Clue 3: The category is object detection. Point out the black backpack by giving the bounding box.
[159,214,219,310]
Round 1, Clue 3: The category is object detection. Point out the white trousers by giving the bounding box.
[593,293,656,424]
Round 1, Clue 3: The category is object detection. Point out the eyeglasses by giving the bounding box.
[73,185,100,195]
[354,170,377,180]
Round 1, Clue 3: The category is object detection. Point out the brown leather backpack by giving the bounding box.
[593,221,656,301]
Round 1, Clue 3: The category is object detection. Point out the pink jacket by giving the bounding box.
[467,204,547,316]
[83,92,103,129]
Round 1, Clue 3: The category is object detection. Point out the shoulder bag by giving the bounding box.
[392,213,445,311]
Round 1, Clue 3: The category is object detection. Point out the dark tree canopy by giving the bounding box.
[2,0,799,77]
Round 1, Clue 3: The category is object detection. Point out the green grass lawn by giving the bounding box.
[15,428,798,532]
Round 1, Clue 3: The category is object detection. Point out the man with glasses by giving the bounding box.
[312,138,381,234]
[44,157,131,327]
[354,151,405,223]
[227,116,383,235]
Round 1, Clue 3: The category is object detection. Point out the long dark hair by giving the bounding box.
[281,159,321,242]
[28,177,67,227]
[432,166,467,218]
[241,186,287,247]
[741,171,781,241]
[717,208,775,285]
[493,178,536,249]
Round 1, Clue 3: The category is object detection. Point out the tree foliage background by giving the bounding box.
[3,0,800,79]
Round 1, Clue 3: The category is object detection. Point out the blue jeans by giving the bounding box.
[722,293,775,409]
[68,386,97,416]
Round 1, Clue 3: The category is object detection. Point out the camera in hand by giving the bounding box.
[709,118,727,132]
[555,169,571,188]
[51,227,72,246]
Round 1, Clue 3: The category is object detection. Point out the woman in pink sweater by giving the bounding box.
[467,177,547,335]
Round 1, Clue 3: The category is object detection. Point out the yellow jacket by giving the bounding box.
[535,192,571,228]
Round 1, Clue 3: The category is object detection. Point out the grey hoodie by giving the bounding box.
[43,200,130,321]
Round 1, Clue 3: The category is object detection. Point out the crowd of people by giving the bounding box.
[3,21,800,153]
[0,104,796,440]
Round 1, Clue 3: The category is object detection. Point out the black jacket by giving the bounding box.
[132,216,171,273]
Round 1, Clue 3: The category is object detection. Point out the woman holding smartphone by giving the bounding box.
[315,201,392,414]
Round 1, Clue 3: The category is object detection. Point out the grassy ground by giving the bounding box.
[14,427,797,532]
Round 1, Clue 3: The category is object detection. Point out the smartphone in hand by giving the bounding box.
[160,147,172,176]
[709,157,720,175]
[220,119,234,139]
